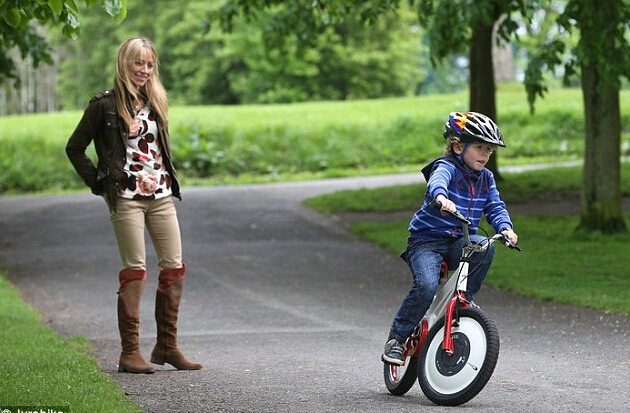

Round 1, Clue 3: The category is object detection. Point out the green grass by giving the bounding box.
[305,163,630,212]
[306,165,630,315]
[3,85,630,193]
[0,272,142,413]
[351,217,630,315]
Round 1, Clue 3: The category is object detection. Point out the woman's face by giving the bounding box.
[129,48,155,90]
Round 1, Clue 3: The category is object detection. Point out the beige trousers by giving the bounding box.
[110,196,182,271]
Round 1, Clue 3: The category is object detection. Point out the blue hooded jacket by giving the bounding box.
[408,155,513,240]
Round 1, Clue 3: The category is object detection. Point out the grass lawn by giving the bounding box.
[306,165,630,316]
[3,85,630,193]
[351,216,630,315]
[0,272,142,413]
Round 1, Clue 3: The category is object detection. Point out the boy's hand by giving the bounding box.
[435,194,457,215]
[501,228,518,246]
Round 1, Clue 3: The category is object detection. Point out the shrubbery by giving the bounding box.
[2,87,623,195]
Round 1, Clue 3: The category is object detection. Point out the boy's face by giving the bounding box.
[454,142,496,171]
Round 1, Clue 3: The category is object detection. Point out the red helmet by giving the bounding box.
[443,111,506,147]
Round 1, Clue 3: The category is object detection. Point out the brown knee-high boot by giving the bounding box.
[117,268,155,374]
[150,264,202,370]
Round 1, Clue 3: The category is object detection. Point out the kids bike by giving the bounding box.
[383,201,520,406]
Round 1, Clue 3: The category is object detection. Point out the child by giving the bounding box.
[382,111,518,366]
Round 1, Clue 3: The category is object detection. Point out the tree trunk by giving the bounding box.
[578,62,626,233]
[469,19,501,178]
[493,15,516,83]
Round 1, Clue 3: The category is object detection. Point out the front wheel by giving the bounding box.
[418,307,499,406]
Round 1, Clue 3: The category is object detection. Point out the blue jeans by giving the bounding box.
[388,235,495,343]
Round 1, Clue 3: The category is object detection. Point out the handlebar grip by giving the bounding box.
[504,238,522,252]
[498,232,522,252]
[430,199,471,224]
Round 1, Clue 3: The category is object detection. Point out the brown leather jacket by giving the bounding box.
[66,90,181,211]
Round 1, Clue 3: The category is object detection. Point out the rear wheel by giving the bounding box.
[418,307,499,406]
[384,355,419,396]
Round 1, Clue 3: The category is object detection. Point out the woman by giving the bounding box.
[66,37,202,373]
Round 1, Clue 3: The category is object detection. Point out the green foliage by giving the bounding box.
[55,0,425,107]
[168,105,443,179]
[306,163,630,214]
[524,0,630,110]
[0,272,142,412]
[0,0,126,87]
[217,0,406,50]
[1,87,629,194]
[0,135,85,193]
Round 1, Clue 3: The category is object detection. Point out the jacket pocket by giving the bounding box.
[104,111,118,129]
[90,167,107,195]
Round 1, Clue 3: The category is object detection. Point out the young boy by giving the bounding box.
[382,111,519,366]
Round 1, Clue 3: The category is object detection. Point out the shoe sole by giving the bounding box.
[381,354,404,366]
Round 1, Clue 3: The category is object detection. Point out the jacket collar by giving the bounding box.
[421,155,482,182]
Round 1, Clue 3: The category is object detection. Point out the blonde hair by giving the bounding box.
[114,37,168,129]
[444,135,460,156]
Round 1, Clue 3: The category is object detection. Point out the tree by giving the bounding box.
[525,0,629,233]
[215,0,534,177]
[55,0,151,109]
[415,0,533,177]
[0,0,126,87]
[213,5,423,103]
[54,0,424,107]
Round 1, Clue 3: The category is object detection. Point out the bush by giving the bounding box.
[0,138,84,193]
[1,87,628,194]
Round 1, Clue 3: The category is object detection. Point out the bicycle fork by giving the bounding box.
[442,260,471,355]
[441,296,470,355]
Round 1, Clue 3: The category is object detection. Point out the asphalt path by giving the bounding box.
[1,171,629,413]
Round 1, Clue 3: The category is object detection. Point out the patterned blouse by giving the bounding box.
[119,104,172,200]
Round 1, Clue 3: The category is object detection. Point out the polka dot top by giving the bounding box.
[119,104,173,200]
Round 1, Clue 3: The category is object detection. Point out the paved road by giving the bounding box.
[1,172,629,413]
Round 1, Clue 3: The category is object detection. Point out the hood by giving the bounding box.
[421,155,482,182]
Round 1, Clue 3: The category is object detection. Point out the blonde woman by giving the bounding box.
[66,37,202,373]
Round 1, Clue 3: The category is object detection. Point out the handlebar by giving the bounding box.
[430,199,470,224]
[430,198,521,251]
[490,233,522,251]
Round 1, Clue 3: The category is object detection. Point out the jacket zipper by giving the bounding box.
[468,181,475,217]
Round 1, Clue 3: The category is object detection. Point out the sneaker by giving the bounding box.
[381,339,405,365]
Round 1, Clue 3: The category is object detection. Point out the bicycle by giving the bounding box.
[383,200,521,406]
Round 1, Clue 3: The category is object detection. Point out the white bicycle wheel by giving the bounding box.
[418,307,499,406]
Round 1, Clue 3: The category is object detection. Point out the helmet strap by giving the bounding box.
[455,142,475,173]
